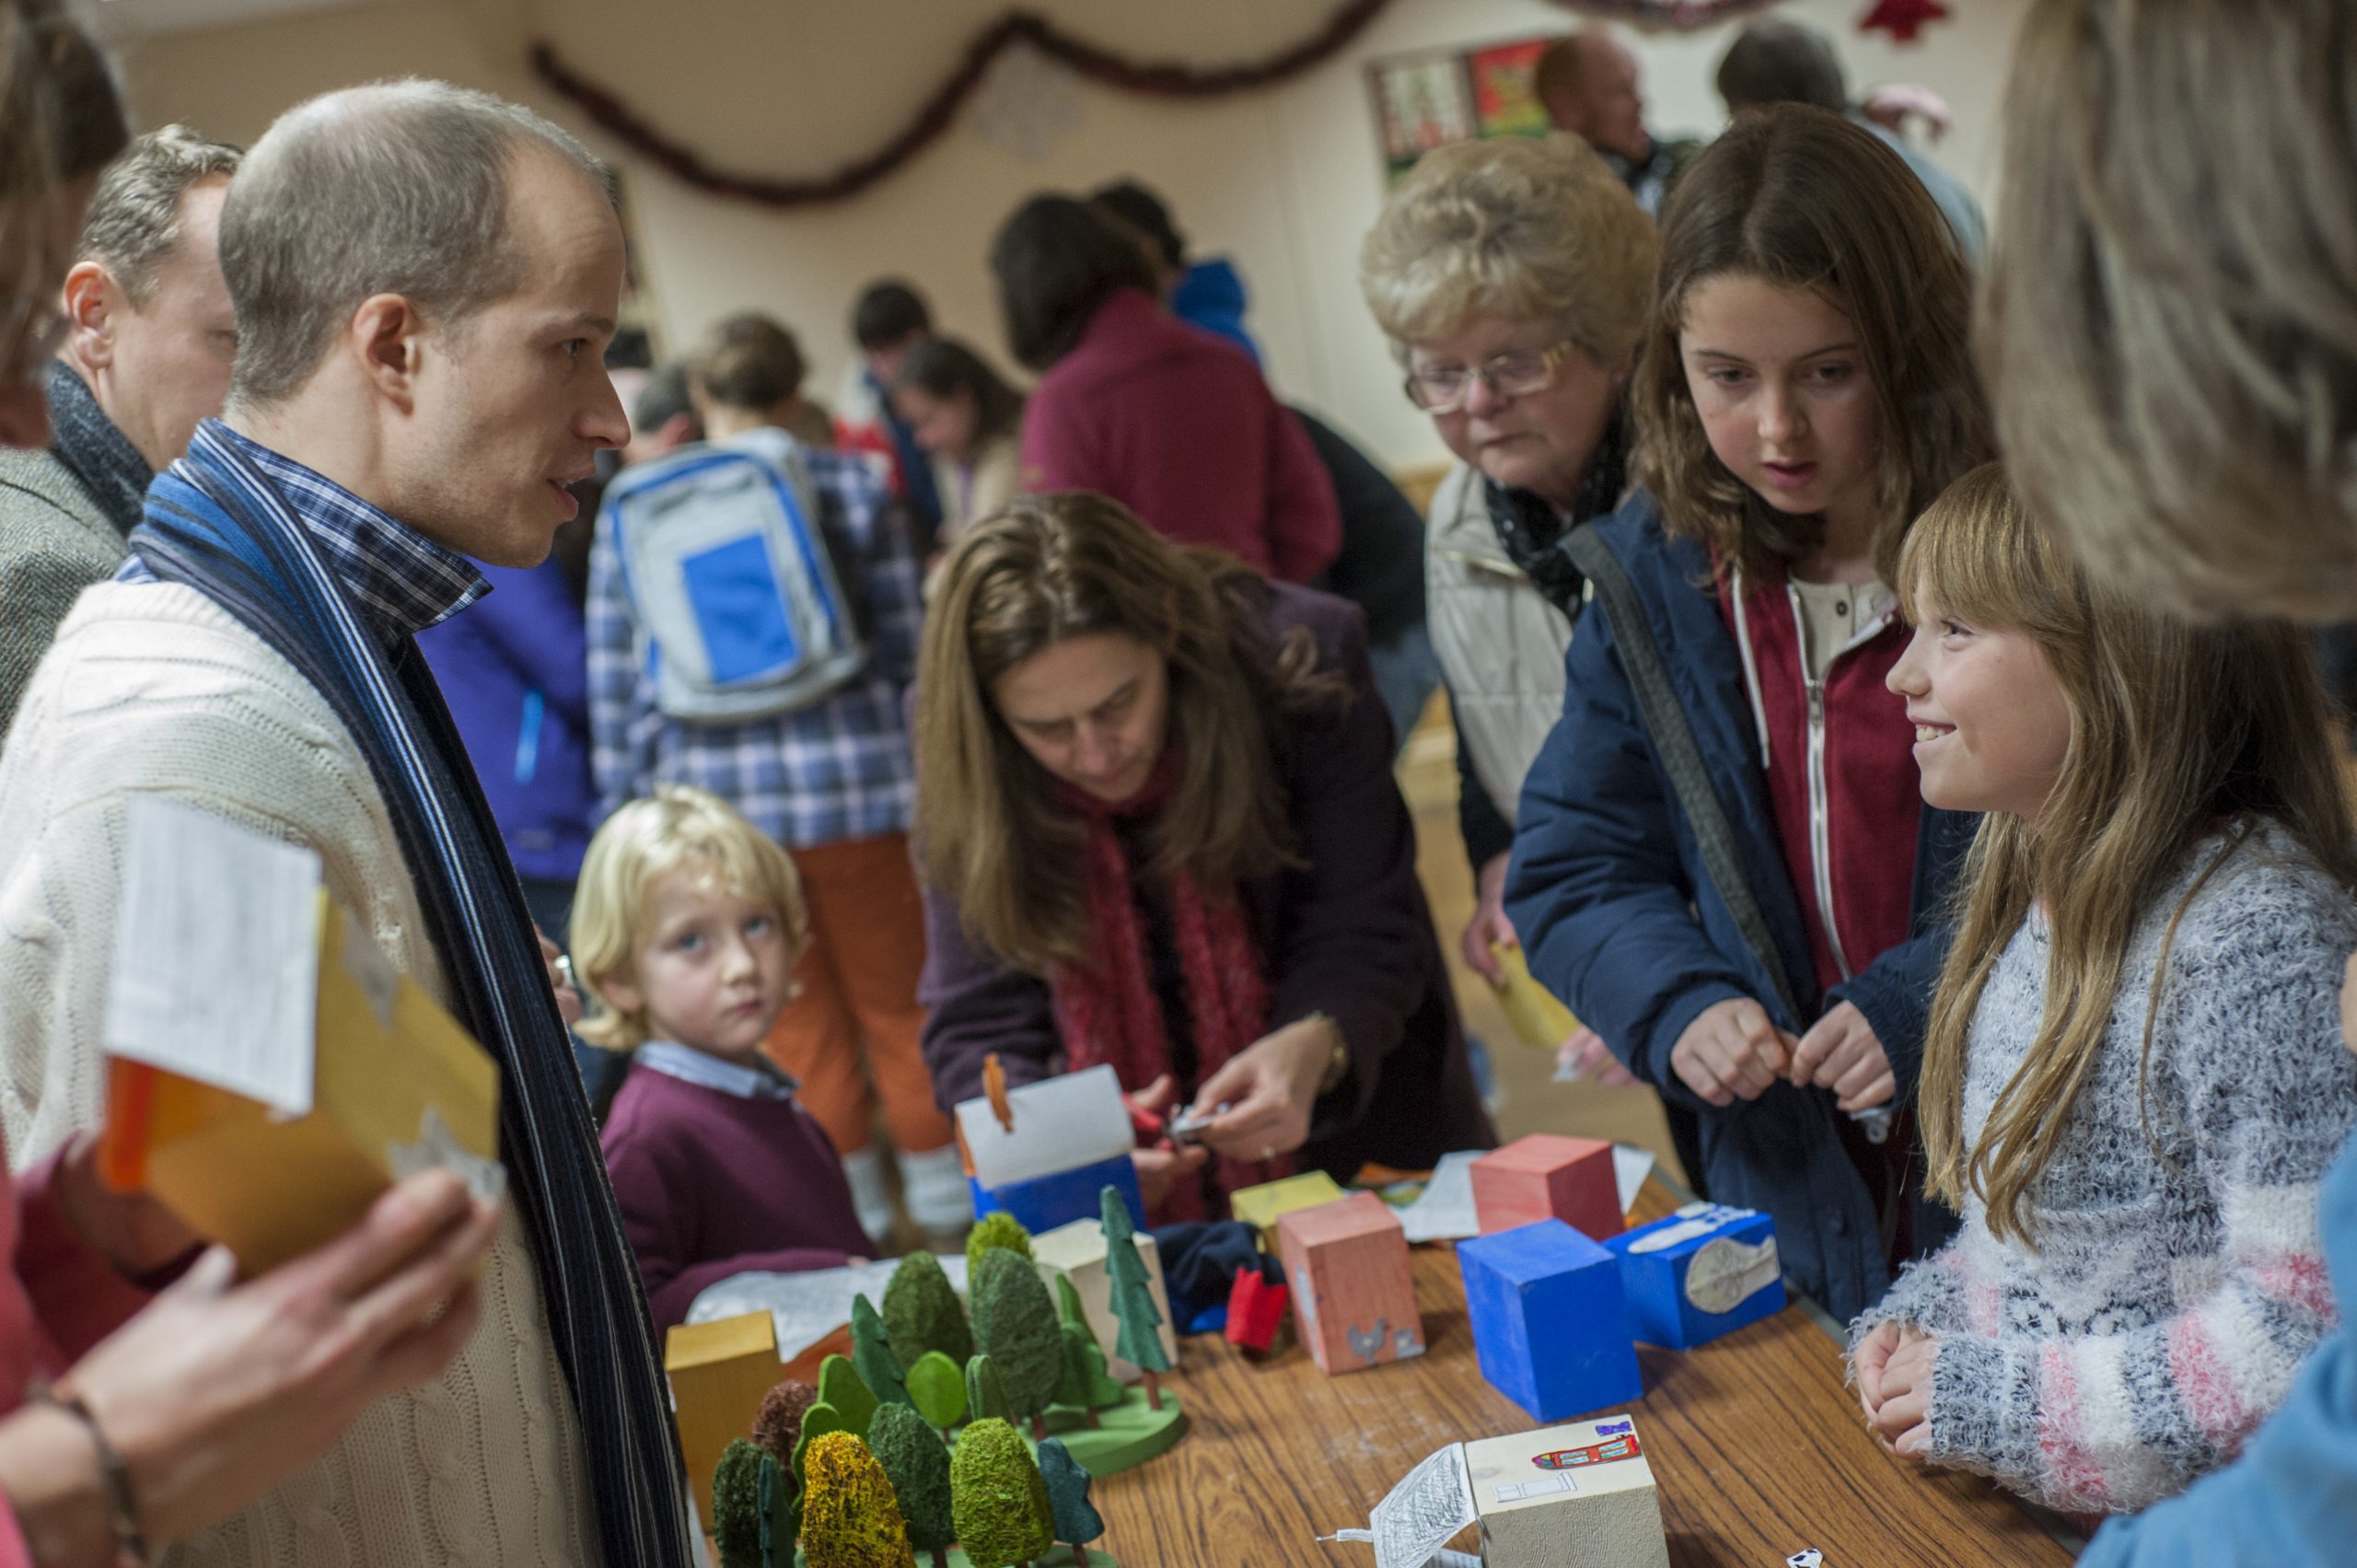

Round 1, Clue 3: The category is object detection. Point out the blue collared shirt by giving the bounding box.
[633,1040,801,1101]
[585,444,922,851]
[122,421,491,645]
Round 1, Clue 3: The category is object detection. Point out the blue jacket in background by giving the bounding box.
[1169,258,1260,366]
[418,556,598,884]
[1504,494,1973,1323]
[2075,1131,2357,1565]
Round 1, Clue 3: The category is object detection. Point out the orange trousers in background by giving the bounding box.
[761,830,954,1158]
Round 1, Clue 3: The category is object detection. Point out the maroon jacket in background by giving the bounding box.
[599,1064,872,1329]
[1018,289,1343,584]
[917,581,1494,1183]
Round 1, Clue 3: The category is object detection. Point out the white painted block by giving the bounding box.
[955,1063,1133,1187]
[1030,1215,1178,1381]
[1466,1416,1669,1568]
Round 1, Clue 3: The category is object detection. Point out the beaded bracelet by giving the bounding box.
[32,1384,147,1567]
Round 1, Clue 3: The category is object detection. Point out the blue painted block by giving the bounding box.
[1459,1219,1642,1423]
[1605,1202,1783,1348]
[970,1154,1144,1235]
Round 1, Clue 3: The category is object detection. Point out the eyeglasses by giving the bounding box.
[1403,340,1580,413]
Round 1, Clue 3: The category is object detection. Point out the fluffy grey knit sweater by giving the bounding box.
[1854,825,2357,1515]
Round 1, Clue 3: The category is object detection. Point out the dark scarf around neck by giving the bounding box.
[1045,749,1290,1220]
[43,358,151,537]
[1484,406,1632,617]
[130,427,693,1568]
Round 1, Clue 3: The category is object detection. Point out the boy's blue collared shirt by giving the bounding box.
[633,1040,800,1101]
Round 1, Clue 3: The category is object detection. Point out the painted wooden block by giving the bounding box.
[1226,1170,1346,1243]
[1031,1214,1177,1381]
[1466,1414,1669,1568]
[1274,1191,1422,1375]
[1605,1201,1783,1348]
[1470,1133,1622,1241]
[970,1150,1144,1237]
[663,1310,779,1527]
[1459,1219,1641,1423]
[1225,1265,1288,1353]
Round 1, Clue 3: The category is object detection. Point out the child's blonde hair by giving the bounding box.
[1902,465,2357,1243]
[572,785,808,1051]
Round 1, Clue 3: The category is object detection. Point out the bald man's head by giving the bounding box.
[221,77,613,409]
[1533,29,1650,162]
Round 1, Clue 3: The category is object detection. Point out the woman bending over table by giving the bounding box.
[914,494,1493,1219]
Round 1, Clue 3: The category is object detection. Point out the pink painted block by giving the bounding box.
[1471,1134,1622,1241]
[1274,1192,1423,1375]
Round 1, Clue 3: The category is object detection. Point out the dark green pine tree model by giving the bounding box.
[882,1249,974,1369]
[851,1292,914,1410]
[867,1402,956,1568]
[1101,1185,1174,1410]
[1036,1437,1108,1566]
[970,1246,1065,1440]
[1052,1274,1125,1421]
[950,1418,1056,1568]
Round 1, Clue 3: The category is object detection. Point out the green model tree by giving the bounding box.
[851,1294,914,1411]
[712,1437,769,1568]
[753,1378,819,1463]
[792,1402,848,1493]
[970,1248,1063,1439]
[906,1351,968,1435]
[966,1211,1033,1278]
[965,1353,1011,1423]
[1051,1275,1124,1422]
[1101,1185,1174,1411]
[866,1402,956,1568]
[882,1250,974,1369]
[755,1446,798,1568]
[817,1353,881,1440]
[800,1432,917,1568]
[1036,1437,1108,1566]
[950,1418,1056,1568]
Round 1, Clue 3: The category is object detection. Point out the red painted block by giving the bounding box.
[1274,1191,1423,1375]
[1225,1266,1289,1353]
[1471,1134,1622,1241]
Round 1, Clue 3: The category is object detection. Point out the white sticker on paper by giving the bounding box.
[1685,1235,1780,1314]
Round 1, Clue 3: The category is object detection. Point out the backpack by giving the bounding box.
[599,428,866,724]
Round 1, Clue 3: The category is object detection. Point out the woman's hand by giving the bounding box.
[1124,1074,1209,1209]
[43,1168,501,1547]
[1192,1016,1338,1163]
[1460,854,1515,984]
[1556,1026,1640,1087]
[48,1132,198,1280]
[1869,1327,1940,1460]
[1669,998,1793,1106]
[1789,1002,1897,1112]
[538,928,582,1028]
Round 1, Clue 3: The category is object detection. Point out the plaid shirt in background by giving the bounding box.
[586,447,922,850]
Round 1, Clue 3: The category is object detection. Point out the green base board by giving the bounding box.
[1036,1386,1186,1477]
[798,1547,1117,1567]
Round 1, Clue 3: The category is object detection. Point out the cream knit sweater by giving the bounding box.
[0,582,604,1567]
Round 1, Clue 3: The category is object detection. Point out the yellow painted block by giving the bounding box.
[666,1312,782,1527]
[117,893,500,1276]
[1229,1170,1348,1242]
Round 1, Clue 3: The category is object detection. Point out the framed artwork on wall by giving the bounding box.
[1367,32,1557,183]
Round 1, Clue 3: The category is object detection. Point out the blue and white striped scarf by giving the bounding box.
[135,423,693,1565]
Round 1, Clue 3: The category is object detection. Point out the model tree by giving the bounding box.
[1051,1276,1123,1423]
[906,1350,969,1435]
[882,1249,974,1368]
[1101,1184,1174,1411]
[970,1247,1063,1440]
[851,1294,914,1411]
[712,1437,769,1568]
[867,1402,956,1568]
[966,1211,1033,1278]
[950,1418,1056,1568]
[755,1446,797,1568]
[800,1432,917,1568]
[965,1353,1011,1424]
[817,1353,881,1440]
[1036,1437,1108,1566]
[754,1378,819,1464]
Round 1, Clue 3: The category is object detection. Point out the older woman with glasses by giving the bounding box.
[1358,133,1665,1092]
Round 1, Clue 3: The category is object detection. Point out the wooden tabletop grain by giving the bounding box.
[1090,1182,2079,1567]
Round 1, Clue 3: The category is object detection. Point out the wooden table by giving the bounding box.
[1091,1181,2079,1567]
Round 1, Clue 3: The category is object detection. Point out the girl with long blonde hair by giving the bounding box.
[1852,465,2357,1516]
[914,493,1492,1219]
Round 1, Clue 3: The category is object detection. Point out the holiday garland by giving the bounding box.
[531,0,1940,210]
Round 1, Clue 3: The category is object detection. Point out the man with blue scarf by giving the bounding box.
[0,81,693,1564]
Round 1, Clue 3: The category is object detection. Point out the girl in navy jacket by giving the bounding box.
[1505,107,1990,1321]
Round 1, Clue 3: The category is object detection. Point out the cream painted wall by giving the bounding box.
[105,0,2029,471]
